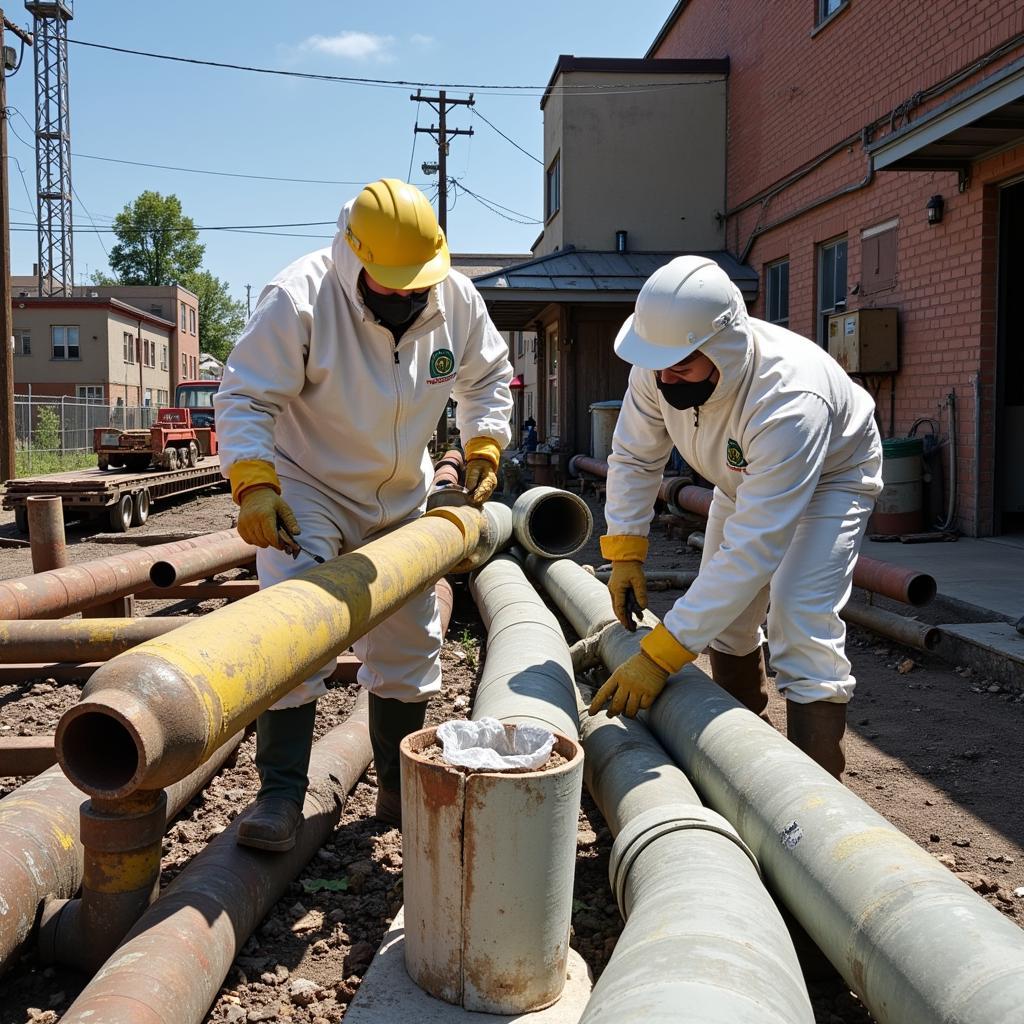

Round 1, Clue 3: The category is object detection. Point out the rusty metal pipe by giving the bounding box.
[432,448,465,489]
[27,495,67,572]
[841,602,941,652]
[56,506,486,799]
[148,536,256,588]
[59,696,371,1024]
[0,734,57,776]
[568,455,690,508]
[0,617,190,663]
[0,734,241,976]
[0,529,246,620]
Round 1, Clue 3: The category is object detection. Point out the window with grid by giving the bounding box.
[76,385,103,401]
[14,329,30,355]
[517,331,524,358]
[182,354,188,377]
[161,345,168,370]
[124,332,135,364]
[765,260,790,327]
[545,154,560,222]
[817,238,848,345]
[51,325,80,360]
[816,0,847,25]
[546,325,558,437]
[189,307,196,335]
[180,301,187,329]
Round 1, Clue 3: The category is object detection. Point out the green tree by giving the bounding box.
[108,191,205,285]
[182,270,247,361]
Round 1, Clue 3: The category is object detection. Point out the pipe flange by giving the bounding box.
[609,805,760,919]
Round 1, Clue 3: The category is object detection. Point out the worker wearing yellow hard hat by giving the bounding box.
[215,179,513,850]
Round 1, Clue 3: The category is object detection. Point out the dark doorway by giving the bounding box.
[996,179,1024,534]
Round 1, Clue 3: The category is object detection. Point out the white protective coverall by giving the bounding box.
[215,202,513,708]
[606,303,883,703]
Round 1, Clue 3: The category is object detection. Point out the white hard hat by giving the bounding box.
[614,255,744,370]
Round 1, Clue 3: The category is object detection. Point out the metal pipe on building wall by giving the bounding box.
[0,735,240,976]
[59,696,372,1024]
[148,536,256,588]
[27,495,67,572]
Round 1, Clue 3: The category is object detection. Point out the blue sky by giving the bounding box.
[4,1,671,306]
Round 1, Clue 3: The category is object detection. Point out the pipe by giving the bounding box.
[841,603,940,652]
[148,535,256,588]
[59,695,371,1024]
[973,373,982,537]
[0,617,190,663]
[938,389,958,533]
[468,554,578,737]
[0,529,246,620]
[431,447,465,489]
[56,505,489,799]
[27,495,67,572]
[535,557,1024,1023]
[0,734,241,976]
[568,455,689,510]
[511,486,593,558]
[525,554,618,640]
[579,708,812,1024]
[686,531,705,551]
[450,500,513,573]
[593,569,698,590]
[0,734,56,776]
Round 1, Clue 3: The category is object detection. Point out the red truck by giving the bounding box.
[94,380,219,472]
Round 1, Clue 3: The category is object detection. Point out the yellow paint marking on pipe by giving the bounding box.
[83,843,162,893]
[832,827,911,863]
[53,828,75,851]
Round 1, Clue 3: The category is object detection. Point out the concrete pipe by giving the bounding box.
[525,554,619,640]
[449,501,513,574]
[841,602,941,652]
[59,695,371,1024]
[56,505,492,799]
[0,529,244,620]
[468,554,578,737]
[593,569,697,590]
[0,735,240,976]
[401,724,583,1014]
[0,617,190,663]
[0,734,57,776]
[148,535,256,587]
[579,710,812,1024]
[512,486,593,558]
[27,495,67,572]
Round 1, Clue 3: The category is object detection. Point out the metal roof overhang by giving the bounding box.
[479,289,642,330]
[868,54,1024,184]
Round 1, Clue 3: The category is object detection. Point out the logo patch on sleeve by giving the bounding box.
[428,348,456,384]
[726,438,748,471]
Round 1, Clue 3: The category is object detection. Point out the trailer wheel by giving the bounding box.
[14,506,28,534]
[108,494,133,533]
[97,454,109,471]
[131,488,151,527]
[186,441,199,467]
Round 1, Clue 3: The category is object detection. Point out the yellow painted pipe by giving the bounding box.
[57,507,484,799]
[0,617,190,663]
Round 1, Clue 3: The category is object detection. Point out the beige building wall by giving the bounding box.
[539,70,727,256]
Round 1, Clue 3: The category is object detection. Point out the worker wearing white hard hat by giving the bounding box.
[215,179,512,848]
[590,255,882,779]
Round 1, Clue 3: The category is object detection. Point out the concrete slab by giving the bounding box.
[937,622,1024,690]
[343,908,594,1024]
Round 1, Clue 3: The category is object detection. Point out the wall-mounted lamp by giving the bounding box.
[926,194,944,226]
[615,230,628,253]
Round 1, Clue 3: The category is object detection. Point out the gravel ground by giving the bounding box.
[0,488,1022,1023]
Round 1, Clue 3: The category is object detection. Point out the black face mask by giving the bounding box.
[655,372,718,410]
[362,283,430,335]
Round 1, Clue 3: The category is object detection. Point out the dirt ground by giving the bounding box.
[1,488,1022,1023]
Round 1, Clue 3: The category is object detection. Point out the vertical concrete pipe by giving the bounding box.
[59,695,372,1024]
[0,735,241,976]
[0,529,247,620]
[0,616,190,663]
[56,505,492,799]
[511,486,593,558]
[27,495,68,572]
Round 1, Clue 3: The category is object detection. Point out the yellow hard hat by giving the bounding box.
[345,178,450,290]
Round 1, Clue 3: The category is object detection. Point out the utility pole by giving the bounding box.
[245,284,251,319]
[410,89,474,233]
[0,10,34,482]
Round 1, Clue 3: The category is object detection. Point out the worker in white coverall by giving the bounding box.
[215,180,512,850]
[589,255,882,779]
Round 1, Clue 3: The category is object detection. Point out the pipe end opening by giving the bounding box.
[906,574,937,607]
[58,710,141,796]
[526,493,593,557]
[149,561,176,588]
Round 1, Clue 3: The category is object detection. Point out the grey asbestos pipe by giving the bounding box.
[468,553,578,738]
[512,486,593,558]
[530,557,1024,1024]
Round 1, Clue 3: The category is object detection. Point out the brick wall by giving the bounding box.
[651,1,1024,535]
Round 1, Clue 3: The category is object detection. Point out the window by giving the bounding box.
[150,304,163,316]
[160,344,168,370]
[14,330,30,355]
[51,325,80,360]
[192,355,197,379]
[816,0,847,25]
[124,331,135,364]
[189,307,196,335]
[526,390,534,420]
[817,238,848,344]
[861,220,898,294]
[545,325,559,438]
[180,301,187,329]
[144,388,153,407]
[182,354,188,377]
[765,260,790,327]
[545,154,560,222]
[157,389,168,406]
[76,385,103,401]
[517,331,524,358]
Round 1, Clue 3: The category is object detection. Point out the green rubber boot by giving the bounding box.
[237,701,317,852]
[369,694,428,828]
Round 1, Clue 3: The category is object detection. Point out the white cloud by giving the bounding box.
[300,31,396,62]
[410,33,435,48]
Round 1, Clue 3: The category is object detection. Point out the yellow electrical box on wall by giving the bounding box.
[827,308,898,374]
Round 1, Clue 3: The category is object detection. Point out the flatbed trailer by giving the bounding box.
[3,456,228,533]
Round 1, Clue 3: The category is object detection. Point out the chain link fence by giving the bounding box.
[14,394,156,476]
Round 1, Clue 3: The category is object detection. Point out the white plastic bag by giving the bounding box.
[435,717,555,771]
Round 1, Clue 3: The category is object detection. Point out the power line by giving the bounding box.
[450,181,541,225]
[71,183,111,258]
[472,108,542,165]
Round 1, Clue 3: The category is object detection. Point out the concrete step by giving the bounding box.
[936,622,1024,691]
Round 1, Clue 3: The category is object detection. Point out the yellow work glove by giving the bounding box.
[589,624,697,718]
[228,459,301,553]
[464,436,502,505]
[601,535,649,632]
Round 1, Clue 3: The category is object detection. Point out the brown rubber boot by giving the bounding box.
[786,700,847,780]
[237,796,304,852]
[708,647,772,722]
[370,694,429,829]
